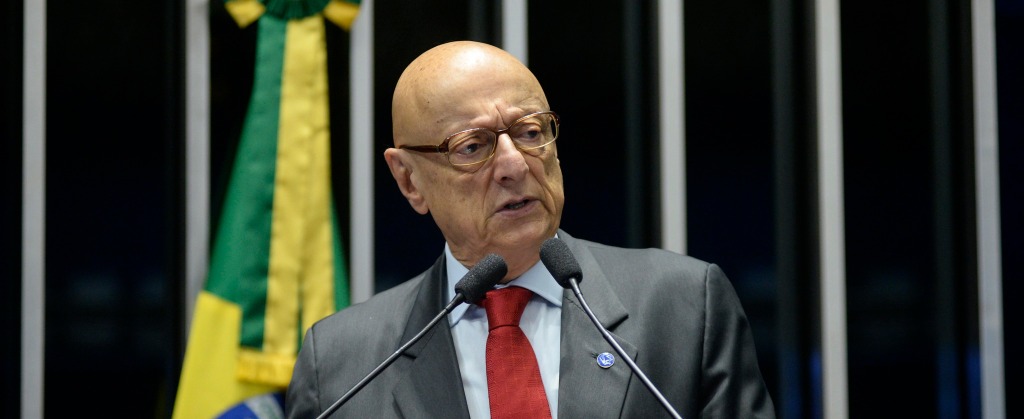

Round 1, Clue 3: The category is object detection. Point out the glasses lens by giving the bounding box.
[443,112,559,170]
[447,129,497,166]
[511,113,559,152]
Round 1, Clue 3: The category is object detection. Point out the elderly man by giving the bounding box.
[286,41,774,418]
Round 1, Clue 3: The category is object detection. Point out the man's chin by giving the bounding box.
[495,222,555,248]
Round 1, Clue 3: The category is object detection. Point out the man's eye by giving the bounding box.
[453,136,490,156]
[459,143,482,155]
[513,124,544,143]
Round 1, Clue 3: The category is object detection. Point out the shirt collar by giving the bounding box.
[445,242,564,326]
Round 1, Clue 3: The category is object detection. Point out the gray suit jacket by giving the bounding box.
[286,231,775,418]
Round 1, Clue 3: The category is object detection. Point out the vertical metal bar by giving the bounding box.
[467,0,492,44]
[814,0,849,417]
[927,0,959,416]
[623,0,644,248]
[502,0,527,65]
[184,0,210,333]
[658,0,685,255]
[770,0,804,415]
[22,0,45,416]
[350,0,375,304]
[971,0,1005,417]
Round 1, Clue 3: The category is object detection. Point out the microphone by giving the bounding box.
[539,238,684,419]
[316,253,507,419]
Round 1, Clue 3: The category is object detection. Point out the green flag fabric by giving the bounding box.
[173,1,359,417]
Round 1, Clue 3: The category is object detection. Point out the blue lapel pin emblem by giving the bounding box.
[596,352,615,369]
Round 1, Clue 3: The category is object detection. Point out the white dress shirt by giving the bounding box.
[445,244,563,418]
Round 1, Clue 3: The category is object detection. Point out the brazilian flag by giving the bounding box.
[173,1,359,417]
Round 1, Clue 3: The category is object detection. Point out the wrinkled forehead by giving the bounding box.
[392,42,549,145]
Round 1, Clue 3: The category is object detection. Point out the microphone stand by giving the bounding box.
[315,295,465,419]
[314,253,506,418]
[568,278,684,419]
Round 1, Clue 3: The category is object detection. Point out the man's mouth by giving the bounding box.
[504,199,529,210]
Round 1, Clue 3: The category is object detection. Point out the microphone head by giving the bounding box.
[454,253,507,304]
[540,238,583,289]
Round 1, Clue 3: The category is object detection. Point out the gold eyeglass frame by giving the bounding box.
[399,111,560,170]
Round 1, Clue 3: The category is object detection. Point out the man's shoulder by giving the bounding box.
[567,233,714,280]
[306,271,428,349]
[561,232,724,311]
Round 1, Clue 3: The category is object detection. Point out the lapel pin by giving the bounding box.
[596,352,615,369]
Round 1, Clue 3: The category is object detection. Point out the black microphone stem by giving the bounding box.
[568,278,683,419]
[315,295,465,419]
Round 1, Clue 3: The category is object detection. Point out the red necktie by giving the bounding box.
[480,286,552,419]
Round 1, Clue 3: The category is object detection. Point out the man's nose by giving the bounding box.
[491,133,529,183]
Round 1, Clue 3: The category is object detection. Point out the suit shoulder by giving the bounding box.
[307,275,425,349]
[580,238,715,286]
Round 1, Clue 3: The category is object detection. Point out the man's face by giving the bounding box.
[387,43,565,276]
[420,106,565,267]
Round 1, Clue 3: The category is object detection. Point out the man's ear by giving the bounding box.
[384,148,429,215]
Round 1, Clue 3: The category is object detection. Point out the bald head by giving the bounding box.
[392,41,549,147]
[384,41,564,281]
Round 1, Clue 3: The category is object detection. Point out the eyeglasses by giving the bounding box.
[399,111,560,171]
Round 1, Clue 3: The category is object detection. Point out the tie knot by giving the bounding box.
[480,286,533,330]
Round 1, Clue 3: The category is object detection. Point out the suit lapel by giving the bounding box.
[388,234,636,418]
[557,232,637,418]
[391,257,471,419]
